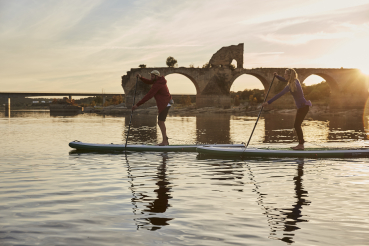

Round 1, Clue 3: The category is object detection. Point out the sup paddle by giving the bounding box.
[125,76,139,151]
[245,75,276,148]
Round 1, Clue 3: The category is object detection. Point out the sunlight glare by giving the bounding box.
[315,37,369,73]
[360,67,369,75]
[303,75,325,86]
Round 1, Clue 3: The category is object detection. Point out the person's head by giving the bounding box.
[284,68,298,92]
[150,70,160,80]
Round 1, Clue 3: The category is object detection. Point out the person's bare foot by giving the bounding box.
[290,144,304,150]
[157,137,169,146]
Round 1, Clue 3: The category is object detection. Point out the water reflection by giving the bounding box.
[50,111,80,117]
[124,114,157,144]
[122,112,368,146]
[2,110,368,147]
[280,159,310,244]
[263,113,368,144]
[263,114,295,143]
[326,115,367,141]
[141,153,173,230]
[245,158,310,244]
[196,114,231,144]
[126,154,173,231]
[0,110,50,118]
[205,161,244,182]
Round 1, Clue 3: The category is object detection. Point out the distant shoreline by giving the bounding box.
[82,104,366,118]
[2,104,367,118]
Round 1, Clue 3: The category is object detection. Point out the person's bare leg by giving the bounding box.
[291,106,308,150]
[158,120,169,146]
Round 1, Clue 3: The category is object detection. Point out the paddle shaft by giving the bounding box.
[245,75,275,148]
[125,77,139,149]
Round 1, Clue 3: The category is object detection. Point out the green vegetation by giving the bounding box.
[231,89,264,106]
[303,81,330,105]
[202,62,211,69]
[2,95,125,110]
[180,95,192,106]
[139,64,146,68]
[92,96,103,105]
[234,95,240,106]
[52,98,77,106]
[85,95,123,107]
[166,56,178,68]
[103,95,123,107]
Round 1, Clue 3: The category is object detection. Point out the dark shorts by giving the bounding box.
[158,106,171,121]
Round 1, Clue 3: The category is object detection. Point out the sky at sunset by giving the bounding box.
[1,0,369,95]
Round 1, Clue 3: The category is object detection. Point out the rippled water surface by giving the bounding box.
[1,110,369,245]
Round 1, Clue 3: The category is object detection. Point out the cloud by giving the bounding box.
[245,52,285,56]
[239,0,369,26]
[257,20,369,45]
[336,22,369,33]
[77,45,204,50]
[258,31,351,45]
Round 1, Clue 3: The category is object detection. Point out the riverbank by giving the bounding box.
[3,103,365,117]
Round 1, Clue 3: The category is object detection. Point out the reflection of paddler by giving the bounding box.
[132,70,173,146]
[281,158,310,243]
[143,153,173,230]
[245,158,309,244]
[263,69,312,150]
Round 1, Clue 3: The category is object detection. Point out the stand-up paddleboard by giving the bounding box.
[196,146,369,158]
[69,141,245,152]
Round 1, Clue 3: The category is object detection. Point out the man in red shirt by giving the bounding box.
[132,70,173,146]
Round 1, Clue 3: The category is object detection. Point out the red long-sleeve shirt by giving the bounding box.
[136,76,172,113]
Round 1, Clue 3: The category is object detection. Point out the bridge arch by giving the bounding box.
[299,72,340,93]
[162,71,200,94]
[229,71,269,93]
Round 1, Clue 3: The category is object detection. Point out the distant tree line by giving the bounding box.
[231,89,264,106]
[303,81,330,100]
[77,95,124,107]
[52,98,77,105]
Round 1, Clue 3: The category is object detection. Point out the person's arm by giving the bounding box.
[273,72,287,82]
[135,84,160,107]
[267,85,290,105]
[140,77,154,85]
[275,75,287,82]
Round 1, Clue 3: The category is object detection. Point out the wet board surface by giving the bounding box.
[196,146,369,158]
[69,141,245,152]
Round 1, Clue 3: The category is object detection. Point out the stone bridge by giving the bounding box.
[122,44,368,109]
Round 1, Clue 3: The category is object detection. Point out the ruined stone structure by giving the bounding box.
[209,43,244,68]
[122,44,369,109]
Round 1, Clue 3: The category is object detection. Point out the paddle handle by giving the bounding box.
[245,75,275,148]
[125,77,139,149]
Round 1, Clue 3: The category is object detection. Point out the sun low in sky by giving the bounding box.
[1,0,368,95]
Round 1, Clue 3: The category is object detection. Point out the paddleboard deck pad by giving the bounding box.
[196,146,369,158]
[69,141,245,152]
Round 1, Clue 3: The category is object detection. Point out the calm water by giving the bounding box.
[1,110,369,246]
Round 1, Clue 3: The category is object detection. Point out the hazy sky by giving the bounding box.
[1,0,369,94]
